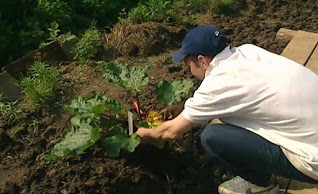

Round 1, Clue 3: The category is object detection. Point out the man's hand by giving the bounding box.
[136,113,196,142]
[160,103,184,120]
[135,127,150,144]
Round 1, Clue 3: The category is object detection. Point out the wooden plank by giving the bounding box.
[276,28,297,42]
[305,45,318,74]
[278,177,318,194]
[281,30,318,65]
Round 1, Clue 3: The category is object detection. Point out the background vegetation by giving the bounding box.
[0,0,139,68]
[0,0,244,69]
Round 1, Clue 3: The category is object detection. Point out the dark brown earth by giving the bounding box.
[1,0,318,193]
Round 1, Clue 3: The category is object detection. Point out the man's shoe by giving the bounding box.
[218,176,279,194]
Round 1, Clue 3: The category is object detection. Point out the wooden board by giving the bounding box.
[281,30,318,65]
[278,177,318,194]
[276,28,297,42]
[305,45,318,74]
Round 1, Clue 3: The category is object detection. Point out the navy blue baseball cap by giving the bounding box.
[172,25,228,63]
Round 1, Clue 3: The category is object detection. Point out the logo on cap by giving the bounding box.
[215,31,220,36]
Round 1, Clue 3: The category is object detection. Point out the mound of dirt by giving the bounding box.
[104,22,186,57]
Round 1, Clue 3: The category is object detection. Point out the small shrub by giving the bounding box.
[126,0,187,24]
[40,21,74,48]
[18,61,61,109]
[72,27,101,62]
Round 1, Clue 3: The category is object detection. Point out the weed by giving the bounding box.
[72,27,101,63]
[18,61,61,110]
[125,0,186,24]
[0,94,23,124]
[40,21,74,48]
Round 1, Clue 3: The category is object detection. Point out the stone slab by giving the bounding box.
[0,71,21,102]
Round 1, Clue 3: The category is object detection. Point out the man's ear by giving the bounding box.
[197,55,210,70]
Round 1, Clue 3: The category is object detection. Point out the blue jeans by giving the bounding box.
[201,124,318,186]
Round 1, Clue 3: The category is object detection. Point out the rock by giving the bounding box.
[0,71,22,102]
[59,35,79,61]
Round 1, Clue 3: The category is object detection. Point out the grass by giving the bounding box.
[18,61,61,110]
[0,93,23,123]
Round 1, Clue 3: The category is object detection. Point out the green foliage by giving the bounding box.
[0,0,139,68]
[126,0,186,23]
[18,61,61,109]
[45,117,101,163]
[0,100,23,124]
[72,27,101,62]
[47,21,61,42]
[102,63,150,95]
[100,126,141,157]
[40,21,74,48]
[46,94,127,162]
[47,62,194,161]
[178,0,244,14]
[156,80,194,105]
[67,95,123,118]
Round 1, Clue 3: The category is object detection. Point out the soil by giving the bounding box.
[1,0,318,194]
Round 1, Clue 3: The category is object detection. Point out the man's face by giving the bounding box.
[184,57,206,80]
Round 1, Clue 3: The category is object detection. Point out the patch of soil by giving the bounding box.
[1,0,318,193]
[103,22,186,58]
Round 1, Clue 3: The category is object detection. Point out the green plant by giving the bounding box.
[46,62,193,162]
[72,27,101,63]
[18,61,61,109]
[0,93,23,123]
[40,21,74,48]
[178,0,244,14]
[126,0,184,23]
[47,21,60,42]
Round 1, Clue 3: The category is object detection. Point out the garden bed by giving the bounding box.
[1,0,318,193]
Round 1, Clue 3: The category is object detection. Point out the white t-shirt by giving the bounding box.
[182,44,318,180]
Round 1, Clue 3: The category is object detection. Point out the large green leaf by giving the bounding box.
[67,94,123,117]
[100,126,141,157]
[102,62,150,95]
[156,80,194,105]
[45,117,101,163]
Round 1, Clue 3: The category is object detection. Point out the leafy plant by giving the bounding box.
[18,61,61,109]
[42,21,74,45]
[72,27,101,63]
[0,93,23,123]
[46,94,139,162]
[102,62,150,120]
[46,62,193,162]
[156,80,194,105]
[126,0,184,23]
[100,126,141,157]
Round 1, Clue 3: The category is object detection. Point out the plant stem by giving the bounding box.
[100,114,127,123]
[130,92,142,120]
[136,92,143,116]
